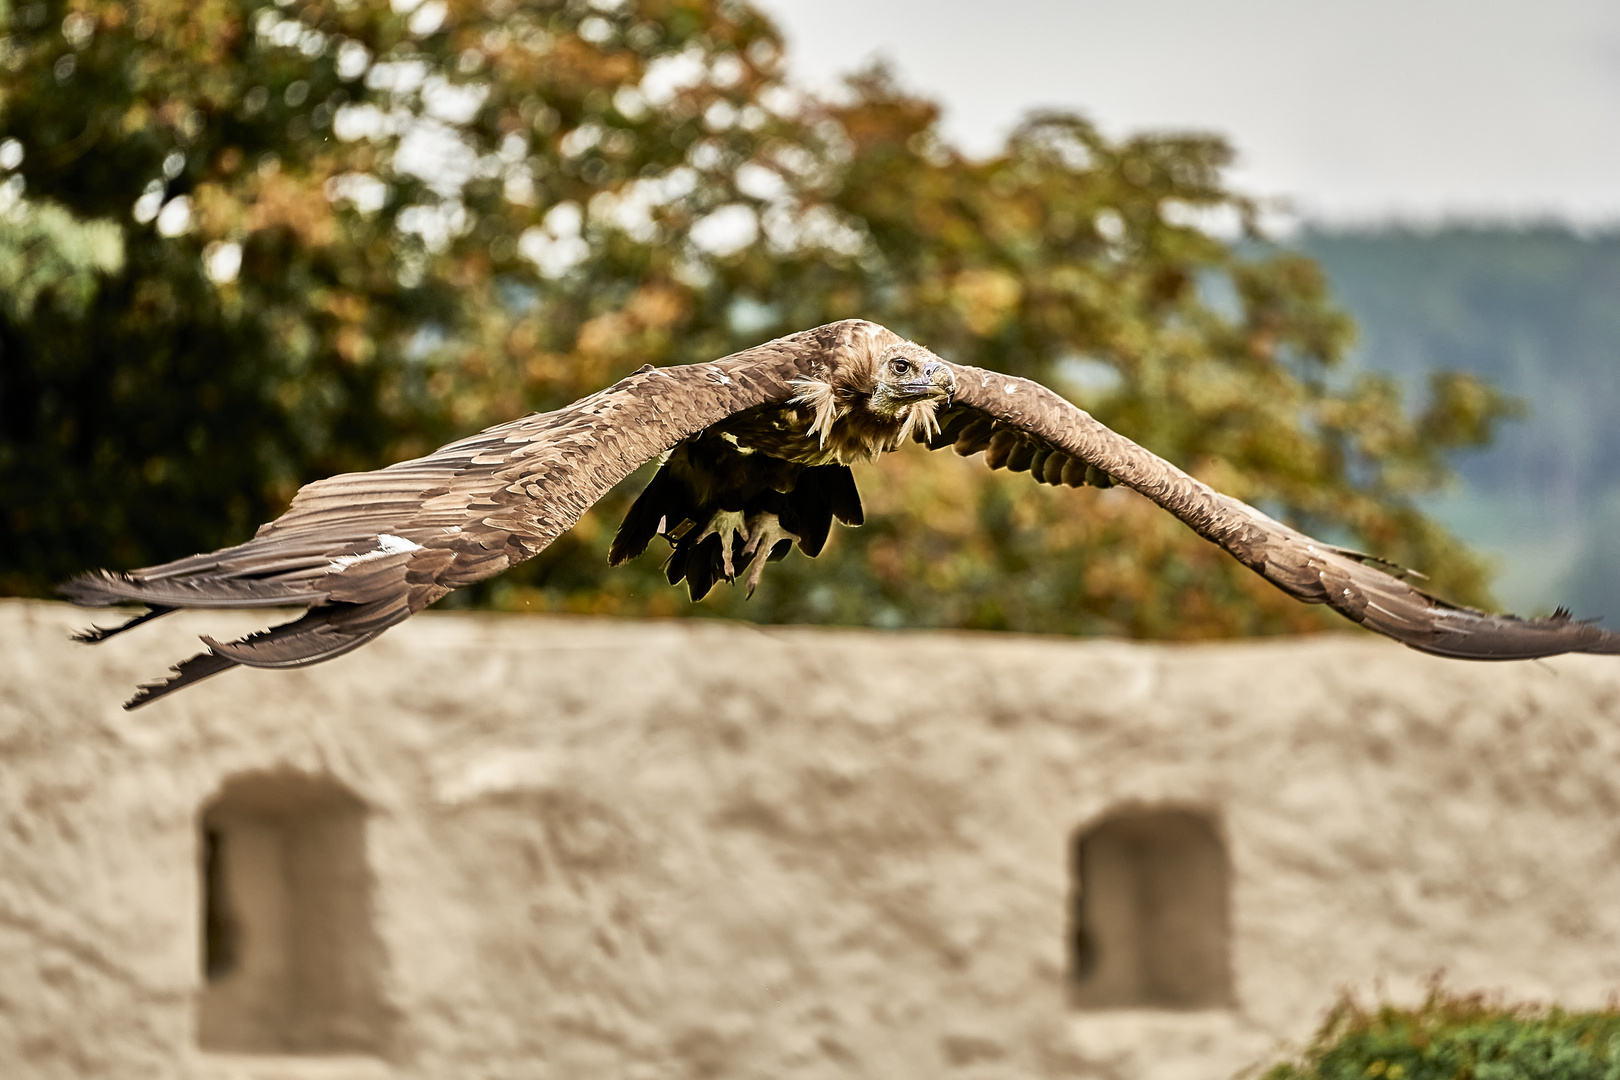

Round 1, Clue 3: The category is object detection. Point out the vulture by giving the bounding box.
[61,319,1620,708]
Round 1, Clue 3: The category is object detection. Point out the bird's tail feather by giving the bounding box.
[125,607,394,709]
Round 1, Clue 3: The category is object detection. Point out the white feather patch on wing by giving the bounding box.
[328,533,423,571]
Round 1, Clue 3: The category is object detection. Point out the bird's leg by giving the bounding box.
[739,511,801,597]
[691,509,750,579]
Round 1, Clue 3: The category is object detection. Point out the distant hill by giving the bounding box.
[1297,225,1620,619]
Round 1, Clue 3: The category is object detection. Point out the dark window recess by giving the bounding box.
[202,827,238,981]
[1071,808,1233,1009]
[196,772,388,1054]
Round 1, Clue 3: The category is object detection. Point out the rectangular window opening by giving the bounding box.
[196,771,387,1055]
[1071,807,1234,1010]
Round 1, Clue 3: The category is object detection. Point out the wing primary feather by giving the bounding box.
[200,624,386,669]
[68,604,177,644]
[58,569,329,608]
[953,417,998,457]
[929,410,978,449]
[983,429,1018,470]
[125,649,240,710]
[1026,447,1052,481]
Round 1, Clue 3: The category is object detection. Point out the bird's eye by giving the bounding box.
[891,359,910,374]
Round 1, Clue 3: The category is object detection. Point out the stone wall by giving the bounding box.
[4,599,1620,1080]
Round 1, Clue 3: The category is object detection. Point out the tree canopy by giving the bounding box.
[0,0,1516,638]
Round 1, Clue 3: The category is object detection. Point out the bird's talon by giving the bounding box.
[740,512,800,596]
[693,509,749,580]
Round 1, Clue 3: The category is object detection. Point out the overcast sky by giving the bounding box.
[755,0,1620,226]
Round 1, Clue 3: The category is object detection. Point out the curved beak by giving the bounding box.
[899,359,956,404]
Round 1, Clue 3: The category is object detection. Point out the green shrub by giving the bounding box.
[1262,989,1620,1080]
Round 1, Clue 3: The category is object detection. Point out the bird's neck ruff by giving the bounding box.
[788,376,944,463]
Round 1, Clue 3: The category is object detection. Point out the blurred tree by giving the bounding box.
[0,0,1514,639]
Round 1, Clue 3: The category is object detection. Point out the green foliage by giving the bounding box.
[0,195,124,318]
[0,0,1515,637]
[1263,989,1620,1080]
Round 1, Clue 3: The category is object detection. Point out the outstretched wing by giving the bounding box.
[61,326,838,706]
[931,364,1620,660]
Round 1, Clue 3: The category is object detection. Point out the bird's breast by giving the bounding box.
[717,408,842,465]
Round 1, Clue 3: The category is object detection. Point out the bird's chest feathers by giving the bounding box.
[718,397,904,466]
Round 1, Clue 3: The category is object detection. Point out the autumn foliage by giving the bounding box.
[0,0,1515,638]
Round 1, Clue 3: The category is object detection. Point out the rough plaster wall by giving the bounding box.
[2,599,1620,1080]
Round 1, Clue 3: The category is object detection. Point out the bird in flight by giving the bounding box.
[62,319,1620,708]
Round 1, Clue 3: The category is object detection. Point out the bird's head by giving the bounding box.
[865,342,956,419]
[791,322,958,454]
[862,341,954,446]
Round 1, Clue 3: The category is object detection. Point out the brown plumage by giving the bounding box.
[60,319,1620,708]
